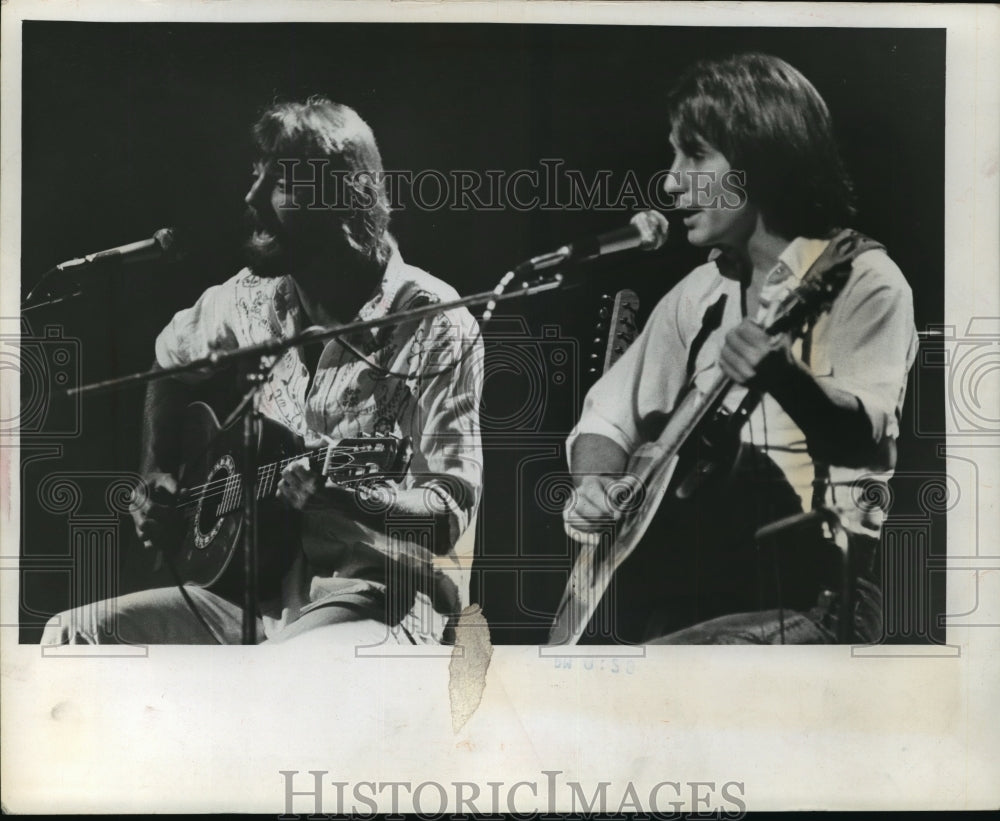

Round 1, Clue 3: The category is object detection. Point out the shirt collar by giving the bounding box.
[708,246,748,282]
[271,237,405,336]
[773,236,831,283]
[708,236,832,284]
[357,239,406,323]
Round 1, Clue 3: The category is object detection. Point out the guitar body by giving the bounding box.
[552,409,686,645]
[168,402,411,601]
[173,402,303,600]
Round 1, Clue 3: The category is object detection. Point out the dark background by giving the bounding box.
[18,22,946,644]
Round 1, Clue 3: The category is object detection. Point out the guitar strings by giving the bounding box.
[177,471,401,511]
[178,456,384,504]
[177,443,386,500]
[175,449,324,505]
[175,473,402,524]
[177,448,400,511]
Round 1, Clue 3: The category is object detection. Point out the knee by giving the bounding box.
[41,613,71,645]
[40,608,106,645]
[40,601,124,645]
[267,615,395,647]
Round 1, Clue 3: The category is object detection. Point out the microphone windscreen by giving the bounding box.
[631,210,669,251]
[154,227,185,261]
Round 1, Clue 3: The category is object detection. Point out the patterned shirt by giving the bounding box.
[569,236,919,537]
[155,243,483,640]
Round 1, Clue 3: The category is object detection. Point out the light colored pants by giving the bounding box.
[648,578,884,644]
[40,584,425,646]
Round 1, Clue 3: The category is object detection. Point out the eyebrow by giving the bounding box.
[252,161,284,180]
[673,131,714,156]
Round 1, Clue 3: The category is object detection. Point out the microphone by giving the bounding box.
[516,209,669,274]
[24,228,183,308]
[54,227,182,272]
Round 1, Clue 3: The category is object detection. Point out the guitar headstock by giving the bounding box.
[321,435,413,485]
[768,230,884,337]
[588,289,640,382]
[769,263,854,336]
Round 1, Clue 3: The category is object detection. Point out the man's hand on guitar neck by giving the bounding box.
[277,457,459,558]
[719,318,798,390]
[276,457,328,512]
[719,318,880,466]
[278,457,378,520]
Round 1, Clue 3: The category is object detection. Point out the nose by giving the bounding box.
[663,155,687,196]
[245,172,268,211]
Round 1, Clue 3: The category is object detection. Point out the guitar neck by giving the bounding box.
[202,440,404,517]
[194,446,326,517]
[251,447,328,502]
[649,370,733,460]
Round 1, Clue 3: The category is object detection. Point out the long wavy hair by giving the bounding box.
[666,53,856,239]
[251,97,392,267]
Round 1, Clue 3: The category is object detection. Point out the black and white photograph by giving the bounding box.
[3,0,998,814]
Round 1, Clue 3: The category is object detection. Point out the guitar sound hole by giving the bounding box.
[193,455,236,550]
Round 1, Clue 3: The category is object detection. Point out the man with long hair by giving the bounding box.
[43,98,483,646]
[562,54,918,644]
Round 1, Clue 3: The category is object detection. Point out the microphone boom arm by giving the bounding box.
[66,271,568,398]
[59,210,667,394]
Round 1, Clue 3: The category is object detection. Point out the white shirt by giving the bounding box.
[569,236,919,537]
[155,245,484,637]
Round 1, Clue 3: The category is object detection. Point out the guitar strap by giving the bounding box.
[794,229,885,511]
[685,293,729,383]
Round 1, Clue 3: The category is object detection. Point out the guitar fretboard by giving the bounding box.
[179,444,394,516]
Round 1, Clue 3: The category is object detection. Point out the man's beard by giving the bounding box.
[243,207,292,278]
[243,207,373,282]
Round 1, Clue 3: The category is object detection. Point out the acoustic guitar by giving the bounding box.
[162,401,411,598]
[548,230,883,644]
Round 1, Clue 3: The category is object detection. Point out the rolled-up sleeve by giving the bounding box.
[568,281,691,469]
[819,251,918,444]
[154,277,241,380]
[402,307,484,544]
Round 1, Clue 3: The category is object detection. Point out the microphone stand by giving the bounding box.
[23,227,179,313]
[239,362,269,644]
[22,266,85,313]
[66,269,570,644]
[22,290,85,313]
[68,273,567,397]
[754,505,855,643]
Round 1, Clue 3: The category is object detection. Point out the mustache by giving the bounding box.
[244,206,284,239]
[242,207,287,277]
